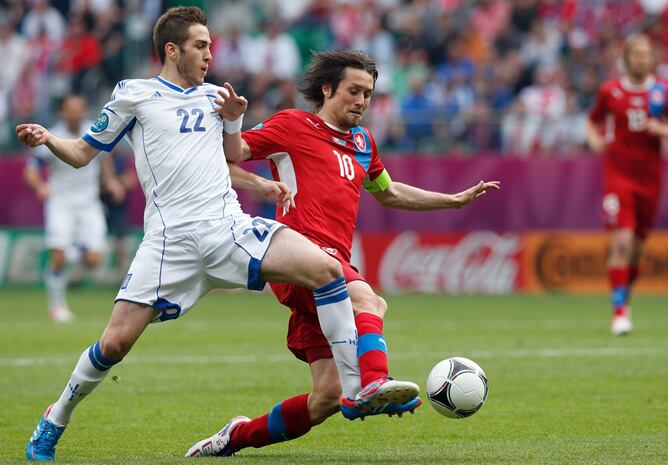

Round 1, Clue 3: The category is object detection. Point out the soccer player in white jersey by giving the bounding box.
[16,7,396,461]
[24,94,124,322]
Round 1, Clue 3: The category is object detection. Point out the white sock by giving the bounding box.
[45,268,68,310]
[47,342,120,427]
[313,277,361,398]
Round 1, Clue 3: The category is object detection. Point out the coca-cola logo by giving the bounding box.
[378,231,521,293]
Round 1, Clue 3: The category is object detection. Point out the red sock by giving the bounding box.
[355,312,388,387]
[608,267,630,288]
[231,393,311,450]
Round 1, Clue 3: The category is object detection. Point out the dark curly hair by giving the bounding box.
[297,50,378,112]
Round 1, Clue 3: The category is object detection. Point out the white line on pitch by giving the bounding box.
[0,347,666,367]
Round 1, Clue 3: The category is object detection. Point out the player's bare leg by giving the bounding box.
[608,228,634,335]
[341,280,420,418]
[260,228,361,398]
[186,358,340,457]
[27,302,158,461]
[82,250,103,269]
[629,236,643,288]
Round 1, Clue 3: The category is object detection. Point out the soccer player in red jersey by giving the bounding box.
[186,50,499,457]
[586,34,666,336]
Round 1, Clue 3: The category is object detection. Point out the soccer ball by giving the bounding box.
[426,357,488,418]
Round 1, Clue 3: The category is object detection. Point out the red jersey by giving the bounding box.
[589,76,665,194]
[242,109,385,262]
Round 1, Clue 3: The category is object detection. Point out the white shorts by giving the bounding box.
[115,214,285,322]
[45,197,107,252]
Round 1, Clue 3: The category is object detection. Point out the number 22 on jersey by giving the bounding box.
[177,108,206,133]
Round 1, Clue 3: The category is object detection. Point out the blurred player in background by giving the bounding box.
[23,94,124,322]
[586,34,666,335]
[15,8,411,461]
[100,147,137,277]
[186,50,499,458]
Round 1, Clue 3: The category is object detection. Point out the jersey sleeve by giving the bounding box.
[26,153,47,170]
[241,111,293,160]
[32,143,52,164]
[83,80,137,152]
[589,83,609,124]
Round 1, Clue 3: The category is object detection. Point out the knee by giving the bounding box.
[353,294,387,318]
[375,295,388,318]
[99,334,131,361]
[308,389,342,425]
[83,252,102,268]
[50,252,66,272]
[610,242,631,262]
[312,255,343,288]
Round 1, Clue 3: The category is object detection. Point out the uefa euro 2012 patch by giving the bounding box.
[91,112,109,133]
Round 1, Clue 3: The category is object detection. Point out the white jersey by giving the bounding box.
[83,77,243,234]
[31,120,101,203]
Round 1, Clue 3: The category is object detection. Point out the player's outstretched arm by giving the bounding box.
[372,180,500,210]
[16,123,99,168]
[100,156,127,204]
[23,161,49,201]
[585,118,606,154]
[227,162,295,212]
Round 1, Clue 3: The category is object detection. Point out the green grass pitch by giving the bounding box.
[0,289,666,465]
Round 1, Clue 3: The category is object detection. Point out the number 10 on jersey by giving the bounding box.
[334,150,355,180]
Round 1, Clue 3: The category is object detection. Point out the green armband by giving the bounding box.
[363,169,392,193]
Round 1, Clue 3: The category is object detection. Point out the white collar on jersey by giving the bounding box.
[155,75,199,94]
[324,121,351,134]
[620,75,656,92]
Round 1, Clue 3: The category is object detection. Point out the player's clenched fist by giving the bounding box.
[16,124,50,147]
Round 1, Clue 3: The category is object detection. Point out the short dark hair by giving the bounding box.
[153,6,207,65]
[58,94,86,111]
[297,50,378,112]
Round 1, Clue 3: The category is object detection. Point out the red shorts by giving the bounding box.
[602,187,659,239]
[270,255,365,364]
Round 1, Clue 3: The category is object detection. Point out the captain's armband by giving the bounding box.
[362,169,392,193]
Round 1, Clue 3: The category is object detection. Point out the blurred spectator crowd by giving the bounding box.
[1,0,668,155]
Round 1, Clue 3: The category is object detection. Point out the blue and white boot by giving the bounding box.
[341,396,423,421]
[26,405,66,461]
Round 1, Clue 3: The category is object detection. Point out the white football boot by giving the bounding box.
[49,306,74,323]
[185,416,250,457]
[611,307,632,336]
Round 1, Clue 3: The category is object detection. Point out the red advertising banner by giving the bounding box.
[356,231,668,294]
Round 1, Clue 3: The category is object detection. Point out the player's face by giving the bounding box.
[324,68,374,130]
[176,24,212,87]
[60,96,87,129]
[626,41,653,81]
